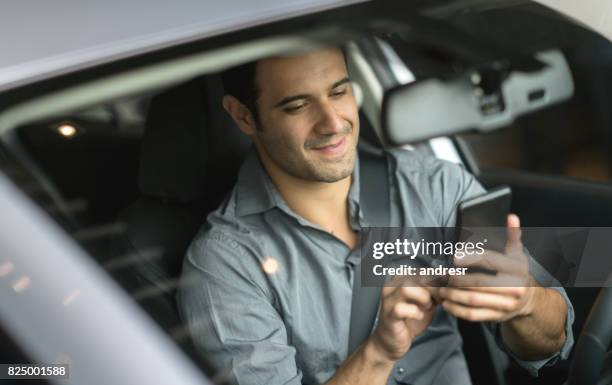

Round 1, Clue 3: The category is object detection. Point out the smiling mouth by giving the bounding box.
[313,138,344,150]
[311,137,348,156]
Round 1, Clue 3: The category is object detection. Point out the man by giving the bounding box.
[177,47,574,385]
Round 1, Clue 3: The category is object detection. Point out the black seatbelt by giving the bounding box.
[348,151,390,355]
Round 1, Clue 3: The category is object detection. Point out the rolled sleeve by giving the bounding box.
[485,255,575,376]
[177,230,302,385]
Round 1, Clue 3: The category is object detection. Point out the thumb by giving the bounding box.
[505,213,523,254]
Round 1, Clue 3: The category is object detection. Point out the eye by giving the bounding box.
[284,103,306,113]
[330,88,347,97]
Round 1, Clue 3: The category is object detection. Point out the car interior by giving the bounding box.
[1,2,612,384]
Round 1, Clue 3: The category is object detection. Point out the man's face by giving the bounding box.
[252,48,359,183]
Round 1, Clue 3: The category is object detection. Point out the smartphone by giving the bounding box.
[455,185,512,252]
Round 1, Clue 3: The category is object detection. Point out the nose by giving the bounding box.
[314,99,346,135]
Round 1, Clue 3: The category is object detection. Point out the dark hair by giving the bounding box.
[220,61,261,125]
[220,47,347,127]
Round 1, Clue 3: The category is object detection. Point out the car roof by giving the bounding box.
[3,0,601,96]
[0,0,368,92]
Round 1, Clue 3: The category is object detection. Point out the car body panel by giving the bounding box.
[0,0,367,92]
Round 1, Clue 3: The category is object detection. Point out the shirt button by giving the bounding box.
[396,367,405,374]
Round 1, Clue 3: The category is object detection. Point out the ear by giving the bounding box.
[222,95,258,135]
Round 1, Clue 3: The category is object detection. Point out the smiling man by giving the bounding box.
[177,47,574,385]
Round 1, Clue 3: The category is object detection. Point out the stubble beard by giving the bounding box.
[257,126,357,183]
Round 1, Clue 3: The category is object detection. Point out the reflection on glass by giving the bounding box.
[0,261,14,277]
[12,276,31,292]
[262,257,279,275]
[63,290,81,306]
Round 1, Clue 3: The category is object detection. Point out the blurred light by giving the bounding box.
[57,124,77,138]
[261,257,279,275]
[0,261,14,277]
[470,72,481,85]
[63,290,81,306]
[13,276,31,292]
[72,222,126,242]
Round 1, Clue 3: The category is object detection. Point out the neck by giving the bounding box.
[257,151,352,233]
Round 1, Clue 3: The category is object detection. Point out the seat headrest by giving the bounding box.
[137,76,361,204]
[138,79,209,203]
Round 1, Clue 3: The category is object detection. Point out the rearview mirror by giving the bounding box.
[382,50,574,144]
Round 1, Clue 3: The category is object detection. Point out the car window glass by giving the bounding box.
[452,16,612,183]
[0,93,220,375]
[0,5,599,380]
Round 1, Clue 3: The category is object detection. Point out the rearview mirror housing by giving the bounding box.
[382,50,574,144]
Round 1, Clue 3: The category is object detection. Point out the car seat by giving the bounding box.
[109,74,251,346]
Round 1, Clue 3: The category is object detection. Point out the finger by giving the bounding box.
[383,286,433,314]
[448,273,528,289]
[508,213,520,228]
[438,288,519,312]
[454,249,527,275]
[389,302,424,321]
[441,301,506,322]
[382,286,396,300]
[443,285,529,298]
[425,286,443,304]
[383,285,430,311]
[505,214,523,255]
[393,286,433,309]
[453,248,497,266]
[386,272,425,288]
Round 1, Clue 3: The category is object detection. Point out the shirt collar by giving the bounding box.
[235,148,277,217]
[235,148,365,228]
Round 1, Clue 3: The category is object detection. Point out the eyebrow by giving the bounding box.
[273,77,351,108]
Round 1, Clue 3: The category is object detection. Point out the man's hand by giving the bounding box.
[369,285,436,362]
[438,214,568,359]
[326,284,437,385]
[438,214,537,322]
